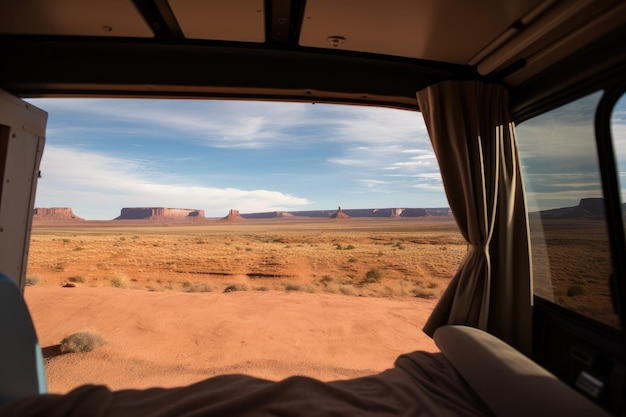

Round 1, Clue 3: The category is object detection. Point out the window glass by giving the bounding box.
[611,92,626,236]
[517,92,620,329]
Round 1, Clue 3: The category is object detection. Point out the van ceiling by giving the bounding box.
[0,0,625,111]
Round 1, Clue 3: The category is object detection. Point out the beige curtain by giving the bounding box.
[416,80,532,354]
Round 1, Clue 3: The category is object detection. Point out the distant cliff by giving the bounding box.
[33,207,83,221]
[539,198,602,219]
[330,206,350,219]
[115,207,205,220]
[538,198,626,219]
[241,207,450,219]
[222,209,245,221]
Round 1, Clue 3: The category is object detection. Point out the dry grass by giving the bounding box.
[60,331,106,353]
[27,218,465,300]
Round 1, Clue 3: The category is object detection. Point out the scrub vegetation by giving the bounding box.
[27,218,465,299]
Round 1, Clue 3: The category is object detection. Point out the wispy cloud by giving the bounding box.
[27,98,451,217]
[36,146,310,219]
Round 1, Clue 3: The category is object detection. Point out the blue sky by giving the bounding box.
[516,91,626,212]
[26,93,626,220]
[26,99,446,220]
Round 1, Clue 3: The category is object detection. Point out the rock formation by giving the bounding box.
[241,207,451,218]
[331,206,351,219]
[115,207,205,220]
[539,198,606,219]
[33,207,83,221]
[223,209,245,221]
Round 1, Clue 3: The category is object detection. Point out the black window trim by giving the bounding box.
[595,84,626,351]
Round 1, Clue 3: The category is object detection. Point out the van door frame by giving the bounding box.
[0,90,46,291]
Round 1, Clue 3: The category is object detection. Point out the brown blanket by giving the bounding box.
[0,352,492,416]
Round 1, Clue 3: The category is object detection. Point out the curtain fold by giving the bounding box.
[416,81,532,354]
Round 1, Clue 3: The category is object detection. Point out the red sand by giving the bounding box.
[25,287,438,393]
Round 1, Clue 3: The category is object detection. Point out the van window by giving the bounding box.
[611,92,626,236]
[517,92,620,329]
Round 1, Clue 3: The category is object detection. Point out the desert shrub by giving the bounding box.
[427,281,439,289]
[110,275,127,288]
[69,276,85,283]
[567,285,586,297]
[254,286,270,291]
[60,331,105,353]
[412,288,437,299]
[321,275,334,283]
[62,238,71,243]
[363,268,383,283]
[224,284,248,292]
[284,283,315,293]
[25,275,40,286]
[73,246,85,251]
[335,244,355,250]
[347,257,358,263]
[339,285,355,296]
[285,283,302,291]
[187,283,213,293]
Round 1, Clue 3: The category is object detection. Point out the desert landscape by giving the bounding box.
[24,199,619,395]
[25,215,464,394]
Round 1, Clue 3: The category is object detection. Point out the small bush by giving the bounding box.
[110,275,127,288]
[364,268,383,283]
[224,284,248,293]
[285,283,302,291]
[25,275,40,286]
[187,283,213,293]
[60,331,105,353]
[73,246,85,251]
[69,276,85,283]
[335,243,343,250]
[339,285,355,296]
[255,286,270,291]
[412,289,437,299]
[347,257,358,263]
[284,283,314,293]
[345,244,355,250]
[567,285,586,297]
[62,238,71,243]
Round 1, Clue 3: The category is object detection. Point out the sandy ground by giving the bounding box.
[25,286,439,394]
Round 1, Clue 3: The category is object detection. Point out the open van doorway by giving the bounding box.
[22,98,463,392]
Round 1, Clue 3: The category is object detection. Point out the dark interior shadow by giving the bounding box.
[42,344,65,359]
